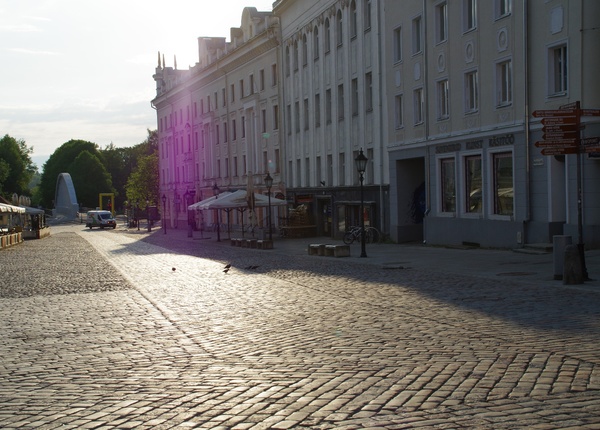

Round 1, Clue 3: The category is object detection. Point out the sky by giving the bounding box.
[0,0,275,169]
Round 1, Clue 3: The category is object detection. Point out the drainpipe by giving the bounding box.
[377,0,386,235]
[523,0,531,244]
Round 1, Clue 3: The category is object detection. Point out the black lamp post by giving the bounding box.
[355,148,368,258]
[264,172,273,241]
[124,201,128,227]
[136,201,139,231]
[213,183,221,242]
[146,199,151,232]
[161,194,167,234]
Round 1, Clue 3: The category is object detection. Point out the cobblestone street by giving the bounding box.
[1,225,600,429]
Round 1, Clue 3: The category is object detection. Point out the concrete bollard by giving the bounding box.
[563,244,584,285]
[553,235,572,280]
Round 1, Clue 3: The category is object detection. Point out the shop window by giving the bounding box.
[465,155,482,213]
[440,158,456,212]
[493,152,513,216]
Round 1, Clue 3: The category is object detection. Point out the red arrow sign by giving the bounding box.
[535,141,578,149]
[541,116,578,125]
[532,109,577,118]
[582,137,600,145]
[581,109,600,117]
[541,147,579,155]
[584,145,600,153]
[534,139,578,147]
[542,124,578,133]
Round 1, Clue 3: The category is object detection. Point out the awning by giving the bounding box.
[210,189,288,210]
[0,203,26,214]
[188,192,233,211]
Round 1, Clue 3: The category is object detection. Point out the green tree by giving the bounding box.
[38,139,101,208]
[125,153,159,209]
[0,134,36,198]
[69,151,114,208]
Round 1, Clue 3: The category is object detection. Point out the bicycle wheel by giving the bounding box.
[367,227,380,243]
[343,231,355,244]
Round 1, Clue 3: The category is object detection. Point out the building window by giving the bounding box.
[215,124,220,144]
[440,158,456,213]
[293,41,299,71]
[393,26,402,63]
[324,18,331,53]
[230,84,235,102]
[549,44,568,96]
[413,87,424,124]
[493,152,513,216]
[302,35,308,66]
[241,115,246,138]
[240,79,245,98]
[412,15,422,54]
[285,46,290,76]
[260,69,265,91]
[463,0,477,32]
[496,59,512,106]
[337,84,344,120]
[273,105,279,130]
[304,98,309,130]
[249,74,255,94]
[326,89,332,124]
[223,122,228,142]
[394,94,403,129]
[365,72,373,111]
[435,2,448,44]
[271,63,278,86]
[313,26,320,60]
[295,101,300,133]
[350,1,357,38]
[364,0,372,31]
[274,149,280,173]
[232,119,237,141]
[315,93,321,128]
[261,109,267,133]
[465,70,478,113]
[465,155,482,213]
[286,105,291,135]
[352,78,359,116]
[495,0,511,19]
[336,10,343,46]
[437,79,450,120]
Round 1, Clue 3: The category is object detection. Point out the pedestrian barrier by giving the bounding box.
[231,238,273,250]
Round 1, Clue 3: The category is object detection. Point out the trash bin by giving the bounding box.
[553,235,572,280]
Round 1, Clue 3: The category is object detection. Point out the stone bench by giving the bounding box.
[308,244,350,257]
[257,239,273,249]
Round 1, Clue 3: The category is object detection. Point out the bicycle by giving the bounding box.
[343,226,380,244]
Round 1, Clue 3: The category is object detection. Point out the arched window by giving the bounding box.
[324,18,331,53]
[336,10,343,46]
[313,26,319,60]
[302,34,308,66]
[293,41,299,70]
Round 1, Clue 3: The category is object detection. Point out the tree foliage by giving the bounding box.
[125,152,159,209]
[38,139,101,208]
[0,134,36,198]
[68,151,114,208]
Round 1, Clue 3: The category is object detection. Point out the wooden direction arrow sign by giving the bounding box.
[581,109,600,117]
[542,124,578,133]
[541,147,579,156]
[582,137,600,145]
[532,108,577,118]
[541,116,577,125]
[534,139,577,147]
[584,145,600,154]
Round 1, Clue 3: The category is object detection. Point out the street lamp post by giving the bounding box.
[355,148,368,258]
[146,199,151,232]
[161,194,167,234]
[213,183,221,242]
[136,201,139,231]
[264,172,273,241]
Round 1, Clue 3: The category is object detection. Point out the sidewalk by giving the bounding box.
[127,222,600,290]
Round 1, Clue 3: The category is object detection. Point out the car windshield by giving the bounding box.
[99,213,112,220]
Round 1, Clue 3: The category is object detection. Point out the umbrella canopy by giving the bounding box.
[188,192,232,211]
[210,190,287,210]
[0,203,26,213]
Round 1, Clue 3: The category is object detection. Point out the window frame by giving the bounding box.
[548,42,568,96]
[496,58,512,107]
[435,1,448,44]
[464,69,479,114]
[437,78,450,120]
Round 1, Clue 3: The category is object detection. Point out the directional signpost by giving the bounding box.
[532,101,600,281]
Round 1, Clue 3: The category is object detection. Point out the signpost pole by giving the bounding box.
[574,102,589,280]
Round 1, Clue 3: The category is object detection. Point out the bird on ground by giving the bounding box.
[172,267,176,271]
[223,263,232,273]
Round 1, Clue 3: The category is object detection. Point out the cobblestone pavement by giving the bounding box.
[1,224,600,429]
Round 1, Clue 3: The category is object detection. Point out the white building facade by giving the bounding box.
[384,0,600,248]
[273,0,390,238]
[152,8,283,232]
